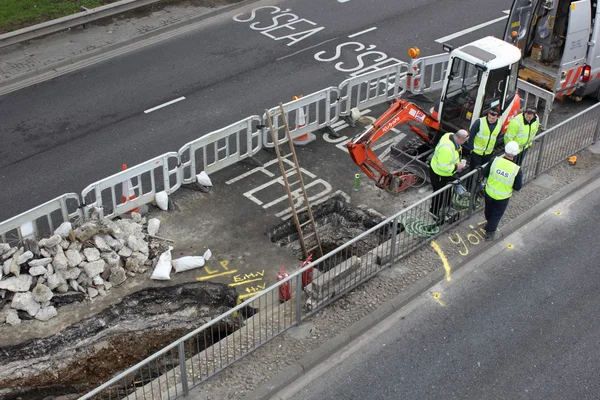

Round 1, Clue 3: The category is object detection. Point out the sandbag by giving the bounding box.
[203,249,212,261]
[151,246,173,280]
[172,256,205,273]
[147,218,160,236]
[155,191,169,211]
[196,171,213,187]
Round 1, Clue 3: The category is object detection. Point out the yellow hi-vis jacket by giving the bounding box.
[485,157,520,200]
[473,117,501,156]
[504,113,540,152]
[431,133,460,177]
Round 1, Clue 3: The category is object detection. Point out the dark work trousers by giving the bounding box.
[470,152,494,170]
[429,165,455,217]
[513,147,530,167]
[484,193,510,233]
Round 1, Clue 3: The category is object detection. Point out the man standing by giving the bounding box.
[465,107,502,170]
[482,141,523,241]
[429,129,469,219]
[504,106,540,166]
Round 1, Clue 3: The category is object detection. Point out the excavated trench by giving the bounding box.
[0,281,253,400]
[268,196,395,269]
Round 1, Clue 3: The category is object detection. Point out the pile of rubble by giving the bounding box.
[0,213,166,326]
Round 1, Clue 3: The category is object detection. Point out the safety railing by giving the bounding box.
[81,153,181,220]
[82,101,600,399]
[179,116,262,184]
[0,0,162,49]
[407,53,450,94]
[262,88,340,148]
[0,194,82,245]
[516,79,555,129]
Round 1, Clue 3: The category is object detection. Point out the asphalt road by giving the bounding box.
[283,179,600,400]
[0,0,513,221]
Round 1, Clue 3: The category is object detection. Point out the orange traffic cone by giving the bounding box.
[121,164,140,214]
[291,95,315,146]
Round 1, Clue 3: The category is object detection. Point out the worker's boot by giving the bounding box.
[484,231,495,242]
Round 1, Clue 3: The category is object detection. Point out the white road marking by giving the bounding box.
[338,0,352,2]
[348,27,377,38]
[144,96,186,114]
[434,14,509,43]
[277,37,339,61]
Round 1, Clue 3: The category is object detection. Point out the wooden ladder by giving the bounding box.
[264,104,323,259]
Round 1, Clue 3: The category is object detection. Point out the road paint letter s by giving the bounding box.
[314,41,365,62]
[233,6,284,22]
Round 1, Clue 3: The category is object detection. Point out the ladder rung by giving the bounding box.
[303,232,316,239]
[281,153,294,159]
[288,179,301,187]
[307,246,320,254]
[284,167,297,176]
[300,220,313,228]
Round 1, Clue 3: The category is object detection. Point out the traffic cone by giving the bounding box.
[121,164,140,214]
[291,95,316,146]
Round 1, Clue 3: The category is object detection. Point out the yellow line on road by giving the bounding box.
[431,241,452,281]
[238,292,262,300]
[196,270,238,281]
[228,278,263,287]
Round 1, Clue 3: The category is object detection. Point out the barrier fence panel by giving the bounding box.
[516,79,555,129]
[407,53,450,94]
[81,153,181,220]
[338,63,409,119]
[262,88,340,148]
[178,116,262,184]
[83,102,600,398]
[0,194,82,244]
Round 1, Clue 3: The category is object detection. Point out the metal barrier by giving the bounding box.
[261,88,340,148]
[338,63,408,119]
[0,0,162,49]
[179,116,262,184]
[82,102,600,399]
[0,194,82,244]
[516,79,555,129]
[407,53,450,94]
[81,153,181,220]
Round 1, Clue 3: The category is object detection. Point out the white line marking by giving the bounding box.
[503,9,510,14]
[348,27,377,38]
[338,0,351,2]
[435,15,509,43]
[144,96,186,113]
[277,37,339,61]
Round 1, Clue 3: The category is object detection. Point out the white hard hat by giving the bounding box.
[505,141,519,156]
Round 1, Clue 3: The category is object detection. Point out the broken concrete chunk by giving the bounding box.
[60,239,70,250]
[52,247,68,270]
[40,248,51,258]
[101,234,121,250]
[11,292,41,316]
[0,243,10,255]
[62,267,82,281]
[65,249,83,268]
[9,255,20,277]
[40,234,62,248]
[32,284,54,303]
[1,247,17,260]
[56,282,69,293]
[92,275,104,286]
[131,212,143,224]
[54,222,72,238]
[16,250,34,265]
[101,251,121,268]
[87,287,99,298]
[68,240,83,252]
[108,266,127,286]
[103,281,113,291]
[83,247,101,262]
[35,306,58,321]
[29,258,52,267]
[147,218,161,236]
[126,235,144,252]
[28,266,48,276]
[46,273,65,291]
[82,260,106,278]
[6,308,20,325]
[3,259,11,275]
[94,235,111,252]
[118,246,133,258]
[0,274,33,292]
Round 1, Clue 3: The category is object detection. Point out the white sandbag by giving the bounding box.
[151,246,173,280]
[196,171,213,187]
[147,218,160,236]
[203,249,212,261]
[155,191,169,211]
[172,256,205,273]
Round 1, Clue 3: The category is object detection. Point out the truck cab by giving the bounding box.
[504,0,598,100]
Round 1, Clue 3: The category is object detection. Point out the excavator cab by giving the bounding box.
[437,37,522,133]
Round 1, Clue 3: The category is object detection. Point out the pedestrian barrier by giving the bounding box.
[81,153,181,220]
[0,194,82,244]
[81,102,600,399]
[516,79,554,129]
[262,88,340,148]
[338,63,409,122]
[178,116,262,184]
[407,53,450,94]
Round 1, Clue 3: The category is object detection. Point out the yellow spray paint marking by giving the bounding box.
[196,270,238,281]
[555,211,562,215]
[431,241,452,281]
[238,292,261,300]
[506,243,514,249]
[432,292,445,307]
[220,260,230,270]
[228,277,263,287]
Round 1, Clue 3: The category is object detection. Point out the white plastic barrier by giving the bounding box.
[406,53,450,94]
[516,79,554,129]
[81,153,181,219]
[262,88,340,148]
[0,194,82,244]
[178,116,262,184]
[338,63,409,121]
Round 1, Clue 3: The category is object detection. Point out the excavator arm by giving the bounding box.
[346,99,441,192]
